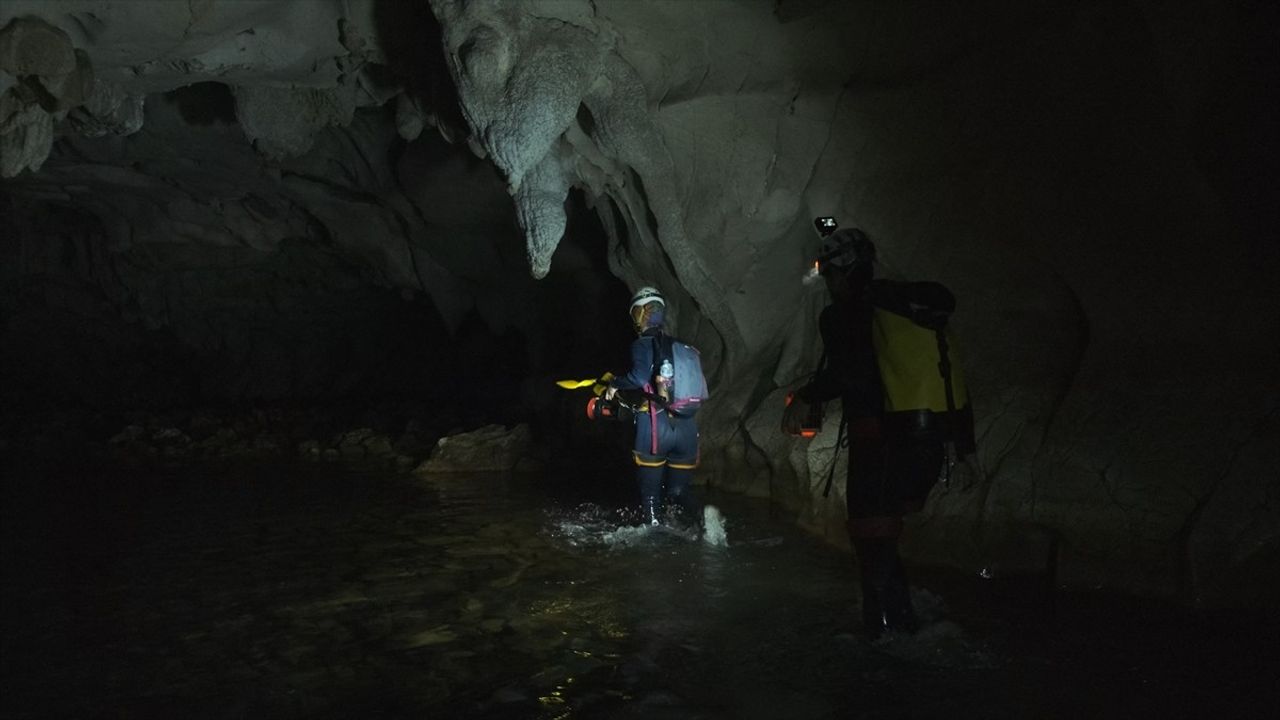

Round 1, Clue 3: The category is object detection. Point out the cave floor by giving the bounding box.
[2,462,1275,720]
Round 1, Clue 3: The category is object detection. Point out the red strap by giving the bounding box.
[645,383,659,455]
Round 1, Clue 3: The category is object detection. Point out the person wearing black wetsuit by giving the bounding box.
[792,227,929,637]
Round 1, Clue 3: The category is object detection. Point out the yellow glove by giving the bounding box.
[591,372,615,397]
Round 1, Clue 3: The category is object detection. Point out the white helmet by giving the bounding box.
[629,286,665,311]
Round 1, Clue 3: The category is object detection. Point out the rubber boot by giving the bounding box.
[666,489,703,530]
[637,464,664,526]
[881,550,918,634]
[853,538,917,637]
[859,588,886,639]
[853,539,888,639]
[665,466,703,530]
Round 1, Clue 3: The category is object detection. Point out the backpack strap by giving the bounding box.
[936,329,957,417]
[935,326,959,486]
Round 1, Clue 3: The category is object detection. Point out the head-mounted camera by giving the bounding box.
[814,216,838,237]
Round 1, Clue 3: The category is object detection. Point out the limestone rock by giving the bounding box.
[109,424,146,444]
[394,91,426,140]
[34,48,93,111]
[0,98,51,177]
[233,84,357,160]
[0,21,93,177]
[415,424,533,474]
[151,427,190,445]
[0,17,75,77]
[430,0,613,276]
[68,79,144,137]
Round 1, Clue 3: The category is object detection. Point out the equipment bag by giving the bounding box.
[869,280,976,457]
[657,334,709,416]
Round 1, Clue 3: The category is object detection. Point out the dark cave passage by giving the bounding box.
[2,1,1278,718]
[0,106,636,472]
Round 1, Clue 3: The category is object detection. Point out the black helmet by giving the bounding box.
[816,227,875,274]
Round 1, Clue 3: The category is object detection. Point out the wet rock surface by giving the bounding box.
[414,423,536,474]
[2,464,1275,719]
[0,403,471,471]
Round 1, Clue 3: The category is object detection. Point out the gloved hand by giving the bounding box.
[603,386,618,401]
[590,372,615,398]
[781,390,812,436]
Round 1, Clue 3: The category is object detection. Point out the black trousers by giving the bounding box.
[845,418,940,635]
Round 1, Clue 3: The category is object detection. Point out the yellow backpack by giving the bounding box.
[870,280,976,457]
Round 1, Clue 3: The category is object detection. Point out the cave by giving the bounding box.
[1,1,1277,717]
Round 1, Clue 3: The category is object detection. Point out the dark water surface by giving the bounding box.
[2,462,1275,719]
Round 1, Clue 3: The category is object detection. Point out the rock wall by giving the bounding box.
[2,1,1276,604]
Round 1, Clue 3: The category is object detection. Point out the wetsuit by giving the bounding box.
[798,280,944,635]
[610,328,701,524]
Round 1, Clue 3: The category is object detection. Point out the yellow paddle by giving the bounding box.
[555,372,614,395]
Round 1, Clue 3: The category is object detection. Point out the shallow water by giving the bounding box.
[1,462,1275,719]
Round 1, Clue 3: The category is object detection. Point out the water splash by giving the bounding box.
[702,505,728,547]
[601,524,658,546]
[546,502,715,548]
[546,502,625,547]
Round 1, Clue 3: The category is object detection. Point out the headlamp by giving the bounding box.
[814,216,838,237]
